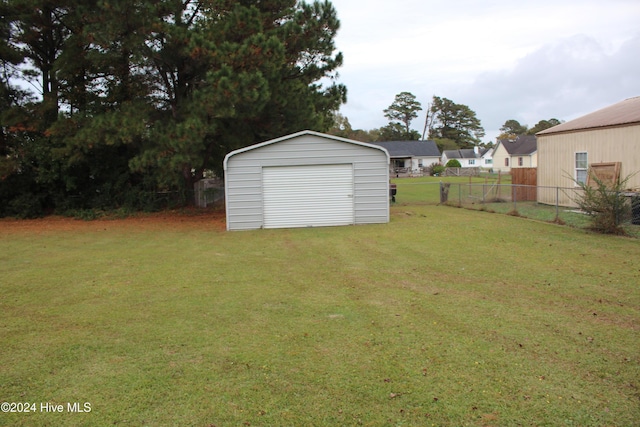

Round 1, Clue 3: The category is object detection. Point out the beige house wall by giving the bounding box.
[510,152,537,168]
[491,142,537,172]
[537,124,640,206]
[491,142,511,172]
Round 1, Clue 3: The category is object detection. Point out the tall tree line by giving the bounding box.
[0,0,345,217]
[329,93,486,150]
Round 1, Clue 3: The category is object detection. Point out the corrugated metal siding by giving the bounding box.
[537,125,640,206]
[263,164,354,228]
[225,133,389,230]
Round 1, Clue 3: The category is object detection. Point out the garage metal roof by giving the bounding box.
[223,130,390,170]
[537,96,640,136]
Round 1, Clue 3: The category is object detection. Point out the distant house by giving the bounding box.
[480,147,494,170]
[369,140,441,175]
[537,96,640,207]
[441,148,480,168]
[491,135,537,173]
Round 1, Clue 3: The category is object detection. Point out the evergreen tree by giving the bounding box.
[383,91,422,139]
[527,118,562,135]
[498,119,528,140]
[428,96,484,148]
[0,0,346,216]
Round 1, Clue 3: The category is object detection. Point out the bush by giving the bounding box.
[445,159,462,168]
[572,172,634,235]
[7,193,46,219]
[431,164,445,176]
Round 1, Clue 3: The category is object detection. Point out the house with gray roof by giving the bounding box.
[369,140,441,176]
[491,135,537,173]
[441,148,482,168]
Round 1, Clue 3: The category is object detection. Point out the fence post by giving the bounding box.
[615,191,620,226]
[513,185,517,212]
[555,186,559,219]
[439,181,450,204]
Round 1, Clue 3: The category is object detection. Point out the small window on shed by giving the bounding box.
[518,157,523,166]
[505,158,509,167]
[575,152,588,185]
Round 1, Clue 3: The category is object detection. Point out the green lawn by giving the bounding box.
[391,175,513,206]
[1,206,639,426]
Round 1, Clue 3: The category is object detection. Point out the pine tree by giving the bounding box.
[1,0,346,215]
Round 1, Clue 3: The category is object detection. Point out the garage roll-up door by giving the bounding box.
[263,164,354,228]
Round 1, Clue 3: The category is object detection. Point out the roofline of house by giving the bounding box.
[223,130,390,171]
[536,121,640,137]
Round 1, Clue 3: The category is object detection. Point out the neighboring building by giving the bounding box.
[368,140,441,175]
[441,148,481,168]
[480,147,494,170]
[224,130,390,230]
[491,135,537,173]
[537,96,640,206]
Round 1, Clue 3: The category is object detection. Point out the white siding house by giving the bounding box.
[537,96,640,207]
[480,147,494,170]
[441,148,480,168]
[224,130,390,230]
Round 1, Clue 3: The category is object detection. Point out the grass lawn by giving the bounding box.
[1,206,639,426]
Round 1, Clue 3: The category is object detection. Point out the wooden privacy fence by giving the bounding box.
[511,168,537,201]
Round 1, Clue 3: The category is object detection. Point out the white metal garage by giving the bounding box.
[224,130,390,231]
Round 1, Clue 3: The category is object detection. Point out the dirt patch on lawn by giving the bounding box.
[0,208,227,235]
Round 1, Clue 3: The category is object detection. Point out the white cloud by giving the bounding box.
[330,0,640,141]
[454,33,640,140]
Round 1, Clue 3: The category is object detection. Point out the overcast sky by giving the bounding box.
[329,0,640,142]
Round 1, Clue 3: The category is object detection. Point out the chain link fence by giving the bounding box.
[443,182,639,232]
[392,179,640,237]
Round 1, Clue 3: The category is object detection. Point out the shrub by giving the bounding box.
[7,193,46,219]
[572,172,634,235]
[431,164,445,176]
[445,159,462,168]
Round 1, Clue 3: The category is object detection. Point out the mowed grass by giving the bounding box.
[1,206,639,426]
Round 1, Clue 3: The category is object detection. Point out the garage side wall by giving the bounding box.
[537,124,640,206]
[225,134,389,230]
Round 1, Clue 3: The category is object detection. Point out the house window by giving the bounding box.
[485,159,493,165]
[505,158,509,167]
[418,160,423,168]
[575,152,588,184]
[518,157,523,166]
[469,159,475,165]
